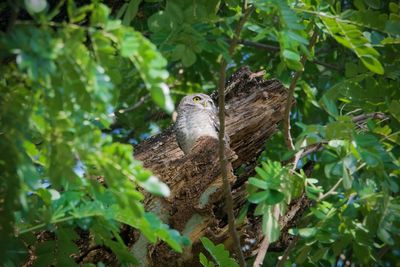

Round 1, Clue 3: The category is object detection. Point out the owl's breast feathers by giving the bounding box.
[175,109,219,154]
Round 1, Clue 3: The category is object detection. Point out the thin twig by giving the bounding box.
[300,142,326,158]
[120,96,150,113]
[291,148,304,172]
[312,59,342,71]
[239,39,280,51]
[217,4,253,267]
[253,235,269,267]
[47,0,66,20]
[275,236,299,267]
[282,142,326,168]
[283,30,319,151]
[318,178,343,201]
[228,9,255,55]
[352,112,387,123]
[18,216,75,235]
[242,0,248,11]
[345,108,363,116]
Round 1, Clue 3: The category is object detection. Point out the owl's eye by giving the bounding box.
[192,96,202,102]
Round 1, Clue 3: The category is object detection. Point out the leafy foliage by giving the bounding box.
[247,160,304,242]
[0,1,184,266]
[1,0,400,266]
[321,15,384,74]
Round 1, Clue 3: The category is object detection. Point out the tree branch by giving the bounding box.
[352,112,387,123]
[217,4,253,267]
[239,39,280,52]
[283,30,319,150]
[253,235,270,267]
[318,178,343,201]
[275,236,299,267]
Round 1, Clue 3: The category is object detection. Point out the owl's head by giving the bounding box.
[177,93,215,112]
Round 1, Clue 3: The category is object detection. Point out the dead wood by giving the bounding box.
[130,66,295,266]
[75,66,307,266]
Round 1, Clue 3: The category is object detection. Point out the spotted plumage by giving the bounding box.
[175,93,222,154]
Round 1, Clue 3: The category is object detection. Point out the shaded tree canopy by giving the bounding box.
[1,0,400,266]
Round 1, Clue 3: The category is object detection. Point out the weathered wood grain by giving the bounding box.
[132,66,292,266]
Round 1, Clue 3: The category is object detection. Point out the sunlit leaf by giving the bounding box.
[200,237,239,267]
[139,176,170,197]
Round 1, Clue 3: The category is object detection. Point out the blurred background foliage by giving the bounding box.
[0,0,400,266]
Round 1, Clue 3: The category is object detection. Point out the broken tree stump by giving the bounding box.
[133,66,291,266]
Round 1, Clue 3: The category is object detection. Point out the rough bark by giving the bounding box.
[73,66,310,266]
[128,66,300,266]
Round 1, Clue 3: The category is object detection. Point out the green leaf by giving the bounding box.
[298,227,317,238]
[200,237,239,267]
[287,31,309,45]
[90,4,110,26]
[248,191,269,204]
[254,202,267,216]
[199,253,216,267]
[104,239,139,264]
[385,20,400,35]
[320,95,339,118]
[354,134,379,148]
[255,166,269,180]
[364,0,381,9]
[262,210,280,242]
[265,190,285,205]
[236,203,249,225]
[56,227,79,265]
[35,188,52,205]
[150,83,174,113]
[306,186,323,200]
[295,245,311,263]
[359,150,381,167]
[282,49,301,61]
[326,118,354,140]
[342,165,353,190]
[165,1,184,24]
[181,47,197,67]
[310,247,329,262]
[143,212,188,252]
[122,0,142,25]
[34,240,57,266]
[360,55,384,75]
[248,177,268,190]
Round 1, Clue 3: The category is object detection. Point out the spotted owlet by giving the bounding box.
[175,93,221,154]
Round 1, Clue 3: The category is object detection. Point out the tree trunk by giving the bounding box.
[127,66,304,266]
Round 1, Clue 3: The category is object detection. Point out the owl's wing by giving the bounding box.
[209,107,230,145]
[174,123,185,152]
